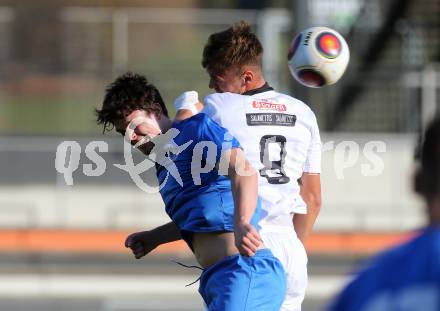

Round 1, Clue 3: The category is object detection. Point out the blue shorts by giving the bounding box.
[199,248,286,311]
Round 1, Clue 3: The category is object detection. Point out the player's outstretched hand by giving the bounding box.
[125,231,158,259]
[234,223,262,257]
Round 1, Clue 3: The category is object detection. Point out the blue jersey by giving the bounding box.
[327,226,440,311]
[156,114,261,246]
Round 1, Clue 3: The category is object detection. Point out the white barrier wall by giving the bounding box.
[318,133,425,231]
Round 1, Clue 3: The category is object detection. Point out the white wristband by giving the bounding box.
[174,91,199,114]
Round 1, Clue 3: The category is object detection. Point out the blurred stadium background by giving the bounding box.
[0,0,439,310]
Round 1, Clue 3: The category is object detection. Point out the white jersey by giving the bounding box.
[203,88,321,227]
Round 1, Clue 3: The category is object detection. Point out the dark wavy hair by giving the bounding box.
[96,72,168,132]
[202,21,263,74]
[415,116,440,202]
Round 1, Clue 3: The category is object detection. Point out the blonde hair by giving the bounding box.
[202,21,263,74]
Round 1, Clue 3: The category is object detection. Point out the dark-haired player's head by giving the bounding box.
[96,72,171,154]
[202,21,266,94]
[414,116,440,225]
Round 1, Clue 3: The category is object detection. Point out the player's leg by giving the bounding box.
[199,249,286,311]
[261,226,308,311]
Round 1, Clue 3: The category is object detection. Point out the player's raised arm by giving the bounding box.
[222,148,262,256]
[173,91,203,121]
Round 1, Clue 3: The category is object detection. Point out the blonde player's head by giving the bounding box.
[202,21,265,94]
[415,116,440,224]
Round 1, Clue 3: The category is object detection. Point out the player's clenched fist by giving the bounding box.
[234,222,262,257]
[125,231,158,259]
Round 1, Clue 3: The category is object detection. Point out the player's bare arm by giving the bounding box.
[293,173,322,243]
[224,148,262,256]
[125,221,182,259]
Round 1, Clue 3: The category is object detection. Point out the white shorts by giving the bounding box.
[260,225,308,311]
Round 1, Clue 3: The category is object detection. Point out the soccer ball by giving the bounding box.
[288,26,350,88]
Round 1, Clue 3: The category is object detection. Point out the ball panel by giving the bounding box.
[288,33,302,60]
[316,32,341,58]
[297,69,326,88]
[318,61,346,85]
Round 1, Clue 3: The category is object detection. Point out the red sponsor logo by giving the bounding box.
[252,101,287,111]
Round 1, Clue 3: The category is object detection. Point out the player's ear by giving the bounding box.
[242,70,254,85]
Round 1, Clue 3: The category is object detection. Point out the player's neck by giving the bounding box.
[245,78,267,93]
